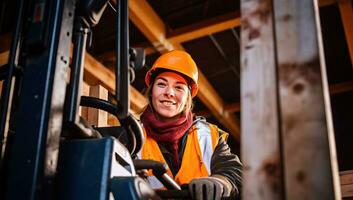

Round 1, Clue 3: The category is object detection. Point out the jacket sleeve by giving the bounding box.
[210,129,242,198]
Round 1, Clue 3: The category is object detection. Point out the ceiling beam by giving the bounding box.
[319,0,339,7]
[128,0,178,52]
[0,32,11,53]
[167,12,241,44]
[124,0,241,139]
[100,0,337,60]
[338,0,353,69]
[0,51,9,66]
[329,80,353,94]
[165,0,336,44]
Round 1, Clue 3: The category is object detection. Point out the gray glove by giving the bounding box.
[188,176,231,200]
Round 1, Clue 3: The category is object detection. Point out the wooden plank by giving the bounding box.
[341,170,353,185]
[273,0,340,199]
[225,102,241,113]
[0,51,9,66]
[79,81,90,120]
[330,80,353,94]
[241,0,283,199]
[0,33,12,53]
[338,0,353,69]
[341,184,353,198]
[87,85,108,127]
[340,170,353,197]
[319,0,338,7]
[84,52,148,114]
[0,81,2,97]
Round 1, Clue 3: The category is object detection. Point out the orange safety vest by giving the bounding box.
[138,120,228,189]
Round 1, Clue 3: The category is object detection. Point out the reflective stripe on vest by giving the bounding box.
[195,121,214,174]
[138,120,220,189]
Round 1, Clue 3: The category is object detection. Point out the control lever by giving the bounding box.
[133,159,181,190]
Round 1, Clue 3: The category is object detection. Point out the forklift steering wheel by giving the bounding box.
[80,96,144,155]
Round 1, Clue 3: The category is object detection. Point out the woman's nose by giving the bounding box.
[164,86,175,96]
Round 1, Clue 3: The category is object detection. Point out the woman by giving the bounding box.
[139,50,242,200]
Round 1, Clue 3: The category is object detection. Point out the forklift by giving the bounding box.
[0,0,191,199]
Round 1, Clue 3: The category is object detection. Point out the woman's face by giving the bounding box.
[151,73,189,120]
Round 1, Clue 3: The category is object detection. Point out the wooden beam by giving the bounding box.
[242,0,342,199]
[164,0,336,45]
[0,0,339,139]
[79,81,90,120]
[225,102,241,113]
[86,85,108,127]
[126,0,241,139]
[99,0,337,65]
[338,0,353,68]
[0,50,148,115]
[0,32,12,53]
[127,0,177,52]
[274,0,340,199]
[329,80,353,94]
[84,53,148,114]
[319,0,338,7]
[241,0,283,199]
[0,81,2,97]
[0,51,9,66]
[167,12,241,44]
[340,170,353,197]
[167,0,337,42]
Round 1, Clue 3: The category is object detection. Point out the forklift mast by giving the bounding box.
[0,0,170,199]
[0,0,192,199]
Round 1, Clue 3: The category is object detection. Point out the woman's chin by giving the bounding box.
[156,111,180,121]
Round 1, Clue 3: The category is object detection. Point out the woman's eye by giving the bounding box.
[175,85,185,91]
[157,82,166,87]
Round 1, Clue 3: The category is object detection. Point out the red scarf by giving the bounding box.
[141,106,193,168]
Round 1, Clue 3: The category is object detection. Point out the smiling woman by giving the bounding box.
[151,72,189,120]
[138,50,243,200]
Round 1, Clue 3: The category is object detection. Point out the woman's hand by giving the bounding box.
[188,177,231,200]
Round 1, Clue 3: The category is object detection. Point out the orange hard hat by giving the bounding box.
[145,50,199,97]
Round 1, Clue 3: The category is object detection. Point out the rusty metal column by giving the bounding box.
[273,0,341,199]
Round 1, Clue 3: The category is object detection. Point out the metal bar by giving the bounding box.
[208,34,240,79]
[4,0,72,198]
[116,0,121,104]
[230,28,240,45]
[64,23,89,123]
[116,0,129,119]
